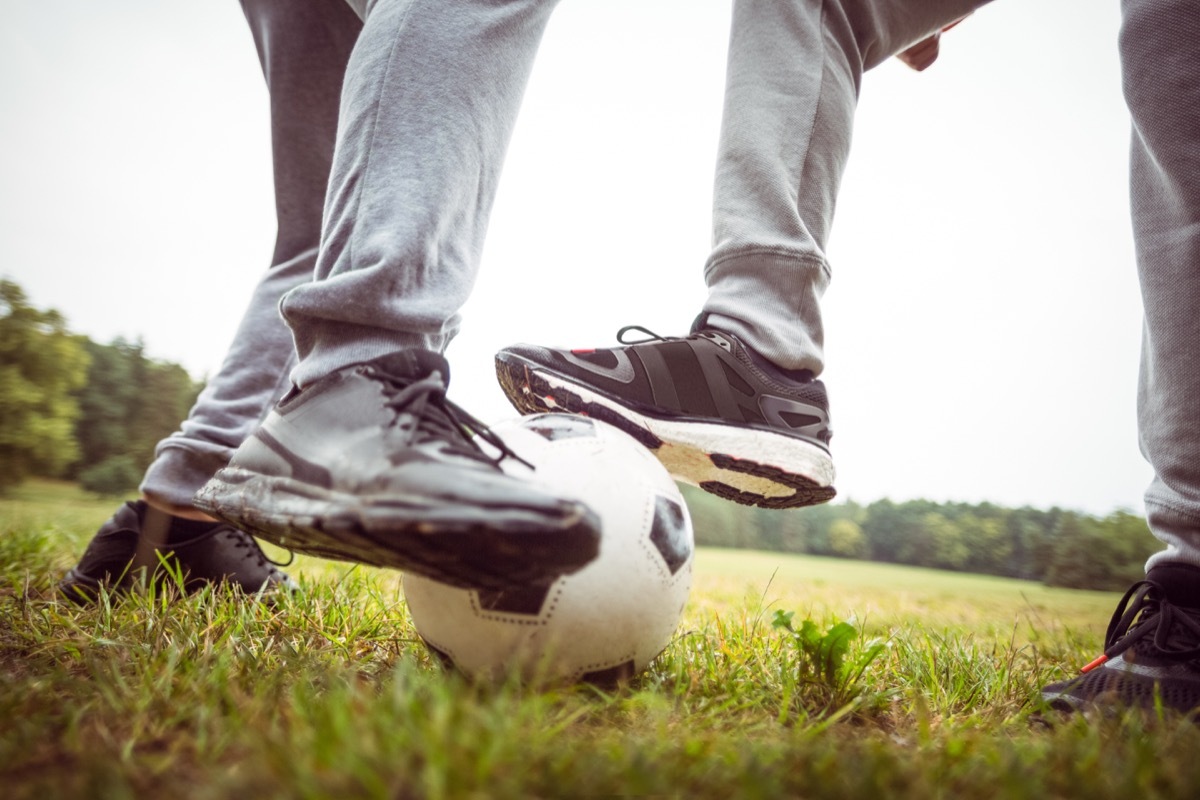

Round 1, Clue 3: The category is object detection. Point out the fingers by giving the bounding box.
[898,31,941,72]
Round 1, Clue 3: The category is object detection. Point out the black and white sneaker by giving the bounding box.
[194,349,600,590]
[495,326,835,509]
[1041,562,1200,716]
[59,500,293,603]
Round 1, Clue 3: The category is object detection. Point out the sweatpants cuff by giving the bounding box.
[140,441,235,510]
[702,250,830,373]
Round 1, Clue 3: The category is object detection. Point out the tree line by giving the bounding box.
[681,485,1157,592]
[1,279,201,495]
[3,278,1154,591]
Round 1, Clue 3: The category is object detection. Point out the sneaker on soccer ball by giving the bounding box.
[194,349,600,590]
[58,500,293,604]
[1041,562,1200,716]
[495,325,835,509]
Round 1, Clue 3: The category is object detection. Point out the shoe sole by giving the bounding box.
[59,568,106,604]
[495,354,836,510]
[194,468,600,591]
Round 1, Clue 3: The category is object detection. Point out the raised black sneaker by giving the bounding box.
[58,500,293,603]
[193,349,600,590]
[1041,562,1200,716]
[495,325,835,509]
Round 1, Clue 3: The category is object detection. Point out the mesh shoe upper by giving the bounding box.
[205,350,593,514]
[502,326,832,451]
[495,326,836,510]
[194,349,601,589]
[1042,562,1200,715]
[59,500,293,603]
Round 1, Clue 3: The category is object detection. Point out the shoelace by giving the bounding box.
[374,368,532,469]
[616,325,669,345]
[1080,579,1200,673]
[226,526,294,568]
[616,325,725,348]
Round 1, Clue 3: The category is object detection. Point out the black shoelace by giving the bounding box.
[1081,579,1200,673]
[616,325,668,345]
[226,527,294,568]
[374,368,532,469]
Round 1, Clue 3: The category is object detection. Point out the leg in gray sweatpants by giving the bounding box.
[1121,0,1200,570]
[140,0,361,510]
[702,0,1200,566]
[702,0,991,374]
[143,0,556,505]
[280,0,561,388]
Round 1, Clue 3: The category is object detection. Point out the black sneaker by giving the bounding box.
[495,326,835,509]
[58,500,293,604]
[1041,562,1200,716]
[193,349,600,590]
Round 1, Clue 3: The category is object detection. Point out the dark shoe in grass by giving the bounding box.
[1041,562,1200,717]
[58,500,294,603]
[495,325,835,510]
[194,349,600,591]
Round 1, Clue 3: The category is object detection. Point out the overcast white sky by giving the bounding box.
[1,0,1149,516]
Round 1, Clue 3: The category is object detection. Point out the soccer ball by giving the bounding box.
[403,413,694,685]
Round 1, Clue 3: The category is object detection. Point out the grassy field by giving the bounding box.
[2,480,1198,799]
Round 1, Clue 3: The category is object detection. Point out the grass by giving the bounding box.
[2,479,1199,798]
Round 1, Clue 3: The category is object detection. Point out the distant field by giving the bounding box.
[692,547,1118,641]
[3,480,1197,799]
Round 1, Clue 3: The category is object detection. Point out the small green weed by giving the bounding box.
[771,609,888,721]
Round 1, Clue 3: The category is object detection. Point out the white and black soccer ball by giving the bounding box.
[403,413,694,685]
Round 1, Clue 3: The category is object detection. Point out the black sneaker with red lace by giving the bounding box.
[194,349,600,590]
[59,500,293,603]
[495,325,835,509]
[1041,562,1200,716]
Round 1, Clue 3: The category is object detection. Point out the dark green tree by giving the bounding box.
[78,455,143,496]
[1042,512,1156,591]
[71,338,202,479]
[73,339,138,470]
[0,280,90,491]
[128,354,199,468]
[923,511,969,570]
[684,484,753,549]
[1005,506,1062,581]
[796,499,864,556]
[826,517,868,559]
[958,513,1012,576]
[862,499,941,565]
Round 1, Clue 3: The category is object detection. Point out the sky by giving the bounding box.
[0,0,1149,517]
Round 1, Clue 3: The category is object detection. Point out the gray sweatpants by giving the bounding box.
[140,0,362,508]
[1121,0,1200,570]
[142,0,1200,570]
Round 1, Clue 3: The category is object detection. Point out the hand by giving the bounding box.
[897,32,941,72]
[896,15,970,72]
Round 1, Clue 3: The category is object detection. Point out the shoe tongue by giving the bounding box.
[1147,563,1200,609]
[368,349,451,385]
